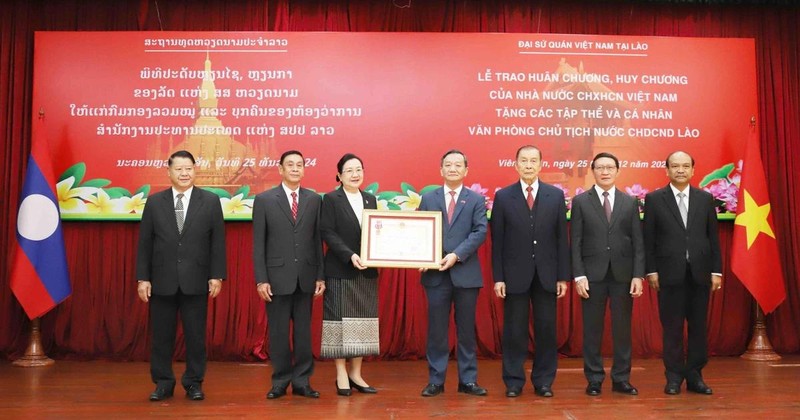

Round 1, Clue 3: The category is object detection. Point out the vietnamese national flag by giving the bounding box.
[731,129,786,314]
[10,134,72,319]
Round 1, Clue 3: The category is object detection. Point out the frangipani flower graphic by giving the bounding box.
[85,189,116,214]
[394,190,421,211]
[115,192,147,214]
[220,194,254,214]
[376,199,391,210]
[56,176,99,213]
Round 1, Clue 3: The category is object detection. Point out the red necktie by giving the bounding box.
[447,190,456,223]
[291,191,298,221]
[526,186,534,210]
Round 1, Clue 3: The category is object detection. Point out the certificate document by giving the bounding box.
[360,210,442,269]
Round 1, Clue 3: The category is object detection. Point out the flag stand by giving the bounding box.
[12,318,55,367]
[741,303,780,361]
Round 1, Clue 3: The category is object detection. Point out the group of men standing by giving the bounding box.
[137,149,326,401]
[418,146,721,399]
[135,145,721,401]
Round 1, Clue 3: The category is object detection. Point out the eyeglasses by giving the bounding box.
[341,168,363,176]
[593,165,617,173]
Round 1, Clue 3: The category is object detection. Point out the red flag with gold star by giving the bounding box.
[731,128,786,313]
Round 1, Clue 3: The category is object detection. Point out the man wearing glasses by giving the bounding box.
[570,152,644,397]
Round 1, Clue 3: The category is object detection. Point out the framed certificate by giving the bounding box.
[360,210,442,269]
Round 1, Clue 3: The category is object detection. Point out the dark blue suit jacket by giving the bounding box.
[490,180,570,294]
[418,186,488,288]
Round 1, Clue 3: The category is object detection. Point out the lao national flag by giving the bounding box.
[10,136,71,319]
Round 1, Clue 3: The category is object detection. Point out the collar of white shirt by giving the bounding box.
[444,184,463,200]
[594,185,615,203]
[519,179,539,198]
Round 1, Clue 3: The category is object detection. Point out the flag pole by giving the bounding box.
[741,303,780,361]
[12,318,55,367]
[737,116,781,361]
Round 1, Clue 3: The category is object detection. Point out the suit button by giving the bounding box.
[178,242,182,246]
[533,240,537,245]
[177,259,182,263]
[294,258,299,262]
[607,247,611,250]
[532,254,535,258]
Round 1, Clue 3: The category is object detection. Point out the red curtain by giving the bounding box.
[1,0,798,361]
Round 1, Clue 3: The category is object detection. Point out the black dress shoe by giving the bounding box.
[185,385,205,401]
[686,380,713,395]
[505,387,522,398]
[292,385,320,398]
[664,382,681,395]
[457,382,487,396]
[421,383,444,397]
[534,385,554,397]
[349,378,377,394]
[585,382,602,396]
[149,387,174,401]
[612,381,638,395]
[266,386,287,399]
[336,380,352,396]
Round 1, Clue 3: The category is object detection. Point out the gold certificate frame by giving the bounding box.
[360,210,442,269]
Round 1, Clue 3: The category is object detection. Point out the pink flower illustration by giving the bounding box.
[625,184,649,214]
[468,183,493,211]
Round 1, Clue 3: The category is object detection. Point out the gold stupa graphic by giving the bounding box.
[539,58,634,190]
[145,53,280,192]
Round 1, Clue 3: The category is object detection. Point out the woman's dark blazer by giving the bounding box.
[320,188,378,279]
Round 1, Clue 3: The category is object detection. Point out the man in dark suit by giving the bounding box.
[570,152,644,397]
[418,150,488,397]
[644,150,722,396]
[253,150,325,400]
[136,150,226,402]
[491,145,569,398]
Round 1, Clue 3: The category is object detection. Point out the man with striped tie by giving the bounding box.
[253,150,325,400]
[136,150,227,402]
[644,151,722,396]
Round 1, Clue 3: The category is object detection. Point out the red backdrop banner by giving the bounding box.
[34,31,755,220]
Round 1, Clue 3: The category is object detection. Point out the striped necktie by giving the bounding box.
[291,191,298,221]
[175,193,185,233]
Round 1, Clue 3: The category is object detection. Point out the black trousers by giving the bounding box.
[149,290,208,390]
[502,275,557,389]
[581,267,633,383]
[267,288,314,389]
[658,265,710,384]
